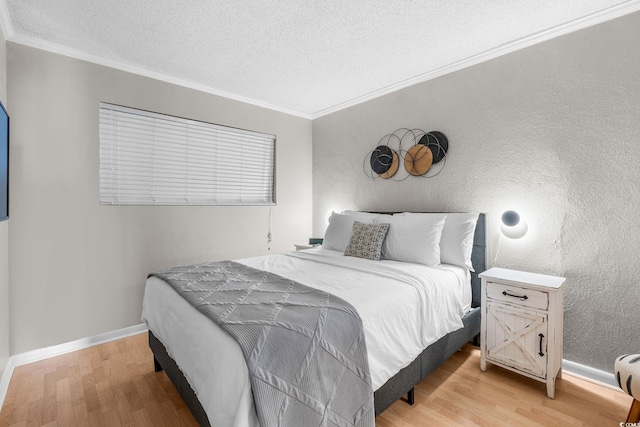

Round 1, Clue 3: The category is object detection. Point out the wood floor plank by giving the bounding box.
[0,333,632,426]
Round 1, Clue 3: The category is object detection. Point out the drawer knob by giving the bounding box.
[502,290,528,301]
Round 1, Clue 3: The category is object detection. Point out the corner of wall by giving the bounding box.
[0,355,14,410]
[0,13,9,399]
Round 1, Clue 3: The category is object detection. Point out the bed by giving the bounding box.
[142,212,486,426]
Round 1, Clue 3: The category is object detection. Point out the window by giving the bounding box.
[99,103,275,206]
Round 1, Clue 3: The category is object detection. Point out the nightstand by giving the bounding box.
[294,244,315,251]
[295,238,323,251]
[479,267,566,398]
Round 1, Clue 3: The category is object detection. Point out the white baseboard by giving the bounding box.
[0,323,147,409]
[562,358,620,391]
[0,357,15,413]
[0,326,624,411]
[9,323,148,367]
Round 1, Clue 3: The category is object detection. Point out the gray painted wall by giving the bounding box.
[7,43,313,354]
[312,12,640,373]
[0,30,8,382]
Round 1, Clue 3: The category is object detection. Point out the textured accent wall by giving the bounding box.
[7,43,313,354]
[312,12,640,373]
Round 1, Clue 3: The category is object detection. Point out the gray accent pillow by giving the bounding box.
[344,221,390,261]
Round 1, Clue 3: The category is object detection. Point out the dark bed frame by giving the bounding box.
[149,213,486,425]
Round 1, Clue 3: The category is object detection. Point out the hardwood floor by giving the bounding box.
[376,347,631,426]
[0,333,198,427]
[0,332,631,426]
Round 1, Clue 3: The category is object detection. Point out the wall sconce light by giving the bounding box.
[500,210,528,239]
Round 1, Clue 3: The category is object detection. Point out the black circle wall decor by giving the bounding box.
[370,145,394,174]
[379,149,399,179]
[418,131,448,164]
[363,128,448,181]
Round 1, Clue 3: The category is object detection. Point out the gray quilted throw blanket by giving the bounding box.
[151,260,374,427]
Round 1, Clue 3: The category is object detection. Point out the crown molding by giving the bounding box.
[7,33,313,120]
[0,0,13,40]
[311,0,640,119]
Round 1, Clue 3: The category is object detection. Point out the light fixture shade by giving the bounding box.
[500,210,528,239]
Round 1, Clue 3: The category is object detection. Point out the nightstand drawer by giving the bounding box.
[487,282,548,310]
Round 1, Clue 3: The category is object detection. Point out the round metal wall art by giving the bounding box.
[418,131,448,164]
[370,145,395,174]
[363,128,448,181]
[405,144,433,176]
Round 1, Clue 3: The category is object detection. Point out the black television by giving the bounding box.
[0,101,8,221]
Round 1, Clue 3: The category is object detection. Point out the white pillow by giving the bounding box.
[379,215,446,266]
[323,212,375,252]
[342,210,392,223]
[401,212,479,270]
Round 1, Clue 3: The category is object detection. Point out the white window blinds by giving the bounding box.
[99,102,275,206]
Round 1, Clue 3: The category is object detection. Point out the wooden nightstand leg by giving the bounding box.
[546,379,555,399]
[556,367,562,379]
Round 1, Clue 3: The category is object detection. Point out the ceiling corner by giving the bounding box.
[0,0,12,40]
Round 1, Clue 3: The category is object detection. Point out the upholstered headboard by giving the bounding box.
[470,213,486,308]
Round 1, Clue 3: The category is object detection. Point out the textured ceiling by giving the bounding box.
[3,0,639,118]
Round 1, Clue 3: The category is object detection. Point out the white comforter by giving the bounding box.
[142,248,470,427]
